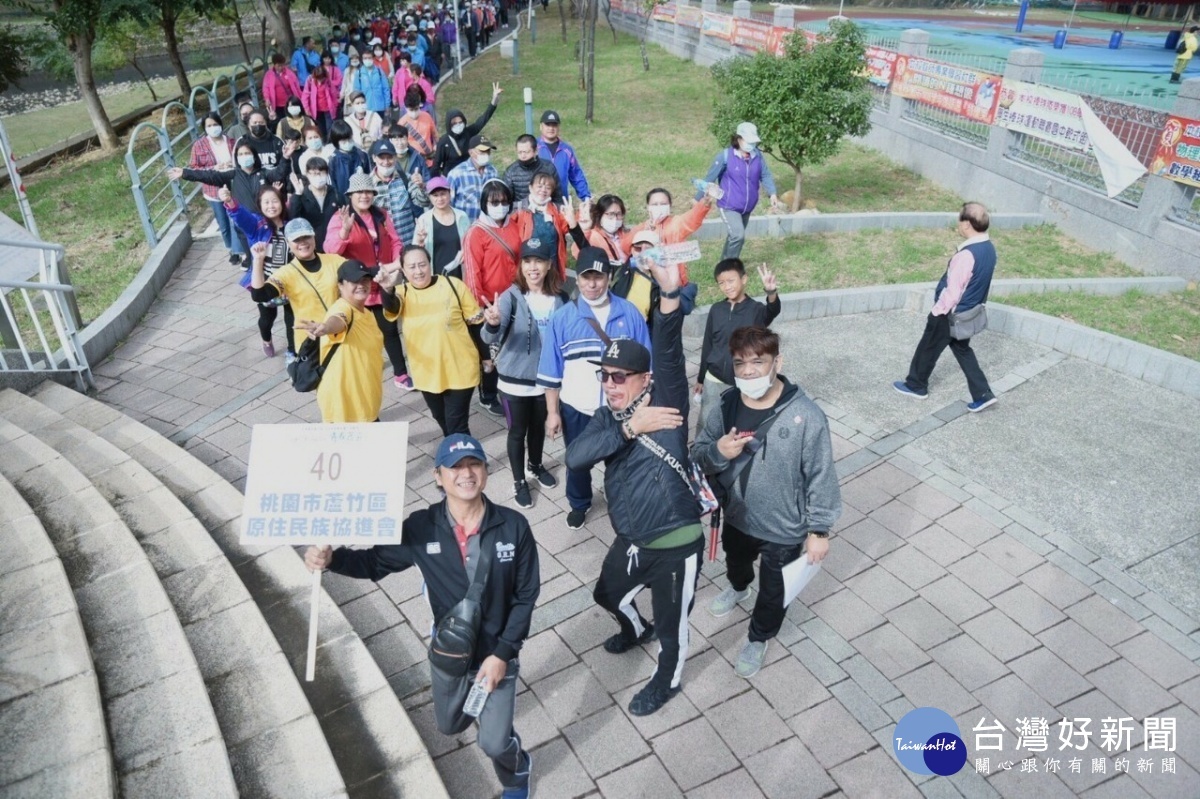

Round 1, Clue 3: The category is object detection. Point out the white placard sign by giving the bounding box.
[240,422,409,548]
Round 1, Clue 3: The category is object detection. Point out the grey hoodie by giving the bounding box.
[479,285,567,388]
[691,377,841,545]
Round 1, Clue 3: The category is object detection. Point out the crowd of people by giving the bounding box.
[166,11,1002,797]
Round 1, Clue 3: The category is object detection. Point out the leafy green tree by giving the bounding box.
[709,20,873,211]
[0,25,35,92]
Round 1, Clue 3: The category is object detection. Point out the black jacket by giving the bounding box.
[288,188,344,249]
[237,131,288,174]
[565,306,701,544]
[328,497,539,666]
[505,157,563,207]
[182,165,289,213]
[434,104,498,176]
[698,294,782,385]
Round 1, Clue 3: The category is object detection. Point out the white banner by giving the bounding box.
[1080,102,1148,199]
[240,422,409,547]
[996,80,1090,152]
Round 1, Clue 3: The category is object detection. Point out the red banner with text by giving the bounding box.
[891,56,1002,124]
[1152,115,1200,187]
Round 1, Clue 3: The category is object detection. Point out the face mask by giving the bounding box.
[451,123,465,136]
[288,105,302,116]
[338,139,356,152]
[306,138,323,151]
[250,124,267,137]
[352,34,361,40]
[377,164,396,177]
[353,103,367,115]
[601,217,622,234]
[238,154,256,169]
[474,153,490,166]
[205,125,223,138]
[392,140,409,153]
[581,289,609,307]
[740,140,757,154]
[486,203,510,221]
[735,367,775,400]
[374,49,384,57]
[240,112,251,124]
[350,59,361,67]
[331,45,340,53]
[406,105,420,114]
[648,204,670,222]
[363,58,374,67]
[308,174,328,188]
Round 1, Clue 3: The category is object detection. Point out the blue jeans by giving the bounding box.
[561,403,594,512]
[207,199,244,255]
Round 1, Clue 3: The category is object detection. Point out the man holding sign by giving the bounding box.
[691,326,841,679]
[304,434,539,799]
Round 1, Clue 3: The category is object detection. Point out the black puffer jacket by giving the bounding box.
[433,104,498,175]
[565,306,702,544]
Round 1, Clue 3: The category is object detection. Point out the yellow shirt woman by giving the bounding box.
[397,275,482,393]
[317,299,396,422]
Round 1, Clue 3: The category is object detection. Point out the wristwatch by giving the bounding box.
[808,531,829,539]
[660,287,681,299]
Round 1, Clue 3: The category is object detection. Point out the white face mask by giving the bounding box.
[486,203,510,221]
[288,105,302,116]
[581,289,609,307]
[740,140,758,154]
[647,204,670,222]
[308,174,328,188]
[601,217,622,234]
[338,139,356,152]
[206,125,223,138]
[353,103,367,115]
[451,122,465,135]
[377,164,396,177]
[306,138,323,151]
[474,152,491,166]
[350,59,361,68]
[332,46,341,53]
[735,367,775,400]
[237,154,256,169]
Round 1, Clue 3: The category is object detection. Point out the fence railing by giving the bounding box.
[127,59,265,248]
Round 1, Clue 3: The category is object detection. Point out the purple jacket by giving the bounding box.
[702,147,777,216]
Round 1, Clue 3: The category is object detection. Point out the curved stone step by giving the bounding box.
[0,389,349,799]
[0,416,239,799]
[33,381,451,799]
[0,473,116,799]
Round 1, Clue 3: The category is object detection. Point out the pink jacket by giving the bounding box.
[262,67,302,110]
[392,71,436,111]
[302,75,339,116]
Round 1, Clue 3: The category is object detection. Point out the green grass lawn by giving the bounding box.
[4,67,224,158]
[1000,289,1200,362]
[438,20,961,220]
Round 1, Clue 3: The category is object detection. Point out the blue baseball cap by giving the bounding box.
[435,434,488,468]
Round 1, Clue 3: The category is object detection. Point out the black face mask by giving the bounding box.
[241,113,251,124]
[250,124,267,137]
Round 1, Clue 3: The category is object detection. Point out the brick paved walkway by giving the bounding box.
[90,237,1200,798]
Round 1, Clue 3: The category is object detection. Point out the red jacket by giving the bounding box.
[263,67,302,110]
[512,206,571,281]
[463,218,523,305]
[323,206,402,306]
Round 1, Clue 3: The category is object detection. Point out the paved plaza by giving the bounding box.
[86,236,1200,798]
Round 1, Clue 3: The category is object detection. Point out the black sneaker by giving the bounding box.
[566,508,588,529]
[528,462,558,489]
[229,253,242,266]
[603,624,656,654]
[479,399,504,416]
[628,682,681,716]
[514,479,533,509]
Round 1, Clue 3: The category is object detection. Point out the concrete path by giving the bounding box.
[88,236,1200,798]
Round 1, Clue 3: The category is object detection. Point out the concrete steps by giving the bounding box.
[0,412,239,798]
[0,473,115,798]
[0,388,347,799]
[26,381,449,799]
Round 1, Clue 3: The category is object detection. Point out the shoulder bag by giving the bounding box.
[949,303,987,341]
[288,313,354,392]
[428,527,495,677]
[635,431,720,516]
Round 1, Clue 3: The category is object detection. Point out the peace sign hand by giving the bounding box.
[757,263,778,294]
[491,81,503,103]
[482,292,502,327]
[560,198,576,227]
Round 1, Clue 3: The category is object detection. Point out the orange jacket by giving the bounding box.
[629,200,712,283]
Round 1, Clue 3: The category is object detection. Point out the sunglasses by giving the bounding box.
[596,370,642,384]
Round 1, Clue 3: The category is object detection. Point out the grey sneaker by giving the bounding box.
[736,639,768,679]
[709,586,751,618]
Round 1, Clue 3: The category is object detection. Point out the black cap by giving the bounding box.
[575,246,613,276]
[588,338,651,373]
[540,110,561,125]
[337,259,377,282]
[468,134,494,151]
[520,237,554,260]
[369,138,397,157]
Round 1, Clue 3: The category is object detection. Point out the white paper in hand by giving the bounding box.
[782,556,822,608]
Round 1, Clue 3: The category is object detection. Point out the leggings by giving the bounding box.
[500,392,547,482]
[371,304,407,376]
[258,302,296,353]
[421,387,474,436]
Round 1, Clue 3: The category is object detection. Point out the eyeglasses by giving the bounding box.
[596,370,641,384]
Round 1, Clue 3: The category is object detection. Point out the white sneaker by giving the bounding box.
[709,586,751,618]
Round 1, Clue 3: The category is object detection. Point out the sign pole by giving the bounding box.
[306,569,321,682]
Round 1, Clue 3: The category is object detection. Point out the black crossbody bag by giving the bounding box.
[428,528,495,677]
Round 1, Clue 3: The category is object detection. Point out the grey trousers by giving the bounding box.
[719,207,752,260]
[430,657,529,790]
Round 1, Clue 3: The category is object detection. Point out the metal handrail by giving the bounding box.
[0,237,65,256]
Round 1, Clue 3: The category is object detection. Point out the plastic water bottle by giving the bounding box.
[463,678,489,717]
[692,178,724,200]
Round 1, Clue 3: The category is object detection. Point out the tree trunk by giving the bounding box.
[129,55,158,101]
[255,0,294,56]
[602,0,617,43]
[558,0,567,43]
[791,168,802,212]
[578,0,587,90]
[639,11,650,71]
[231,0,253,64]
[161,7,191,98]
[585,0,597,121]
[70,31,120,151]
[260,16,268,60]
